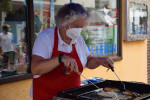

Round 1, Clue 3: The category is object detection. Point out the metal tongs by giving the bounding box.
[63,66,119,98]
[107,65,139,97]
[63,65,139,97]
[107,67,126,90]
[63,66,100,89]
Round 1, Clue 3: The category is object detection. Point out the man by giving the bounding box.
[0,24,15,70]
[31,3,114,100]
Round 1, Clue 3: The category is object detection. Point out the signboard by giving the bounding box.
[87,24,118,56]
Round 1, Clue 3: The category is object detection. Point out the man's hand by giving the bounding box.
[61,55,79,73]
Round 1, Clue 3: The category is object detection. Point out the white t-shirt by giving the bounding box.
[0,32,14,52]
[30,26,90,98]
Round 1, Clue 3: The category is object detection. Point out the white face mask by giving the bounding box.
[66,28,82,41]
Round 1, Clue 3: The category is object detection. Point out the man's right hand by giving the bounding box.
[61,55,79,73]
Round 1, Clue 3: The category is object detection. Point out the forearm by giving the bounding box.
[86,55,114,70]
[31,55,60,75]
[86,56,100,69]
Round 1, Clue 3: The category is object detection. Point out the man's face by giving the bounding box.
[4,28,9,32]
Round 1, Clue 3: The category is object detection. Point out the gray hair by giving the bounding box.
[55,3,91,29]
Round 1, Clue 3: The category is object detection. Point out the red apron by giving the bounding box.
[33,27,83,100]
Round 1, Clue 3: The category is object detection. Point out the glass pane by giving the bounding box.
[33,0,120,58]
[129,2,148,34]
[74,0,119,58]
[0,0,28,77]
[33,0,70,38]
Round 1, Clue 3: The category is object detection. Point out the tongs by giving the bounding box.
[63,65,139,97]
[63,66,99,89]
[107,67,126,90]
[107,65,139,97]
[63,66,119,99]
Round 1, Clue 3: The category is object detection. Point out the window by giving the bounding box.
[0,0,29,78]
[33,0,122,59]
[33,0,121,59]
[124,0,150,41]
[0,0,122,84]
[129,3,148,35]
[74,0,121,59]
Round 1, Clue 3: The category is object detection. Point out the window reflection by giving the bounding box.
[33,0,120,58]
[0,0,28,77]
[74,0,119,57]
[129,2,148,34]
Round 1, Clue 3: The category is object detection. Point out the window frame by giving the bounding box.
[112,0,122,61]
[0,0,122,85]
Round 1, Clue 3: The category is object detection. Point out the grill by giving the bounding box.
[55,80,150,100]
